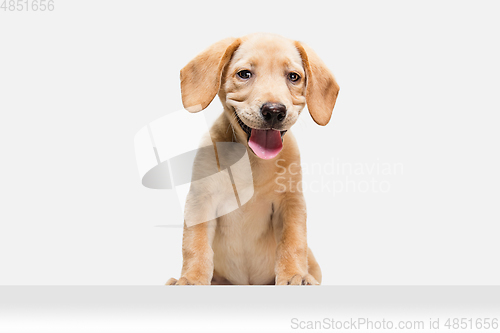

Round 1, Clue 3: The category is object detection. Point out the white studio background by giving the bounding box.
[0,0,499,285]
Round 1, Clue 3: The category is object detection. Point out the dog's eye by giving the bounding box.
[288,72,301,82]
[237,70,252,80]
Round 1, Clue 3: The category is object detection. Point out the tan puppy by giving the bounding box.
[167,33,339,285]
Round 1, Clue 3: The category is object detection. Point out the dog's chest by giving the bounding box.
[212,195,277,285]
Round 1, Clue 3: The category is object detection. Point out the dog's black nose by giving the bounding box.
[261,102,287,124]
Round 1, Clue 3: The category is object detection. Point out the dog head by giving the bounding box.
[180,33,339,160]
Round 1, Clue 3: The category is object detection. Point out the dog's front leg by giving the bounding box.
[166,219,216,285]
[274,194,319,285]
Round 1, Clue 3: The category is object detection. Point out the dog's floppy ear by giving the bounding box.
[180,37,241,112]
[295,41,340,126]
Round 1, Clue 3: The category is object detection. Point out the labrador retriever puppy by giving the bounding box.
[167,33,339,285]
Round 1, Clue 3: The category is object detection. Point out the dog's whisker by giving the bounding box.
[230,123,236,142]
[225,113,239,142]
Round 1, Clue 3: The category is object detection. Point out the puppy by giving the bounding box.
[167,33,339,285]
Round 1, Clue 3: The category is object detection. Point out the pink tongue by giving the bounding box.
[248,129,283,159]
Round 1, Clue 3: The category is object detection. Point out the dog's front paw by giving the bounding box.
[166,277,209,286]
[276,273,319,286]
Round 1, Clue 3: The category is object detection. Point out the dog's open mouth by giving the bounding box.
[234,111,287,160]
